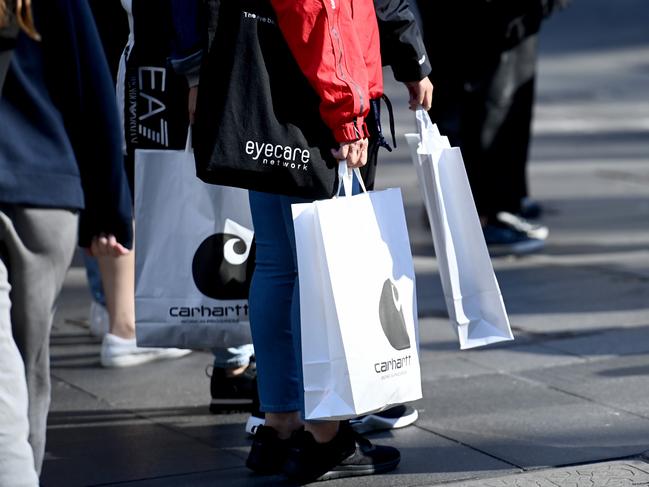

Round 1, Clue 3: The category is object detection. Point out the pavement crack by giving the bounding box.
[412,424,525,470]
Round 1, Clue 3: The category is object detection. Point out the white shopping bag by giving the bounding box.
[134,140,254,349]
[292,164,422,420]
[405,108,513,350]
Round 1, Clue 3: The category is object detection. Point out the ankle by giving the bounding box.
[265,412,303,440]
[305,421,339,444]
[224,364,248,378]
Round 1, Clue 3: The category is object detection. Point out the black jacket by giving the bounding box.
[375,0,432,82]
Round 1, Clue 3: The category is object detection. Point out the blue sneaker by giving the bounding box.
[483,223,544,255]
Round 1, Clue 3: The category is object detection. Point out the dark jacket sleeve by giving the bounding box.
[169,0,207,87]
[39,0,133,249]
[373,0,431,82]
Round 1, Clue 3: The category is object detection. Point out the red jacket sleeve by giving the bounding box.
[270,0,381,143]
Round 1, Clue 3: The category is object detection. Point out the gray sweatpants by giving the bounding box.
[0,206,77,485]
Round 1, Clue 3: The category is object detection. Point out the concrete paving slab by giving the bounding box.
[460,343,585,374]
[42,420,241,487]
[51,346,214,411]
[100,468,289,487]
[539,325,649,359]
[442,459,649,487]
[415,373,649,468]
[96,426,518,487]
[520,354,649,419]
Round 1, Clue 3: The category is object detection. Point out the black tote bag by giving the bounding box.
[193,0,339,199]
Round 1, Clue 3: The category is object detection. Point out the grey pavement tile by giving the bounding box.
[43,408,241,487]
[460,343,585,374]
[415,373,649,468]
[442,459,649,487]
[100,427,517,487]
[46,376,244,487]
[98,468,290,487]
[321,426,516,487]
[519,354,649,419]
[539,325,649,359]
[494,264,649,318]
[51,348,214,410]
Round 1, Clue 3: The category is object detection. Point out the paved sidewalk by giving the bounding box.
[41,2,649,486]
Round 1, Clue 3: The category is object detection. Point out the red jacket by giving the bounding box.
[270,0,383,143]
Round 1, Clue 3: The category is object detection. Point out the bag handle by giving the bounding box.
[185,126,192,153]
[336,161,367,197]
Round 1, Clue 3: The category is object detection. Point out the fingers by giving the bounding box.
[405,78,434,111]
[331,139,368,169]
[88,234,131,258]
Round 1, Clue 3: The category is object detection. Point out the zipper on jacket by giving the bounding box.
[330,21,365,119]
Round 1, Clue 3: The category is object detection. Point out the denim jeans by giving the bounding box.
[247,177,361,414]
[83,255,106,306]
[247,191,307,413]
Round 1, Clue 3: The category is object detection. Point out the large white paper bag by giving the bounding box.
[293,166,422,420]
[135,147,253,349]
[405,108,514,349]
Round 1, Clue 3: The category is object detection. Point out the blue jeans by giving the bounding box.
[248,191,308,413]
[83,255,106,306]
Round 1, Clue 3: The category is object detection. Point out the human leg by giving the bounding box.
[209,344,256,412]
[0,215,39,487]
[97,237,191,367]
[247,192,400,481]
[3,207,77,473]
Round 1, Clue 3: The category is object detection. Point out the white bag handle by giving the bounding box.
[185,126,193,153]
[336,161,367,197]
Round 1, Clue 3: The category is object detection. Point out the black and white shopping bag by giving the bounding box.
[134,143,254,349]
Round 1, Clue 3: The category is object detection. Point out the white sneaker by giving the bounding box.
[89,301,110,337]
[100,333,192,368]
[245,412,266,436]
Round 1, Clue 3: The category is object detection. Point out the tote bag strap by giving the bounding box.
[336,161,367,197]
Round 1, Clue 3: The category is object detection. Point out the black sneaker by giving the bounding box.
[283,421,400,483]
[209,359,258,413]
[350,405,418,434]
[245,425,293,475]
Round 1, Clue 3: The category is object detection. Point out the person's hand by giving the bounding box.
[331,138,368,168]
[404,77,433,111]
[87,234,130,258]
[188,86,198,124]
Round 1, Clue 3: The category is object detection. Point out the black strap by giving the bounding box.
[370,94,397,153]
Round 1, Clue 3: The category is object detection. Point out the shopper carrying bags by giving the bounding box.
[192,0,428,482]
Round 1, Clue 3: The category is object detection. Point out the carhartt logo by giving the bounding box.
[378,278,411,351]
[192,220,255,300]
